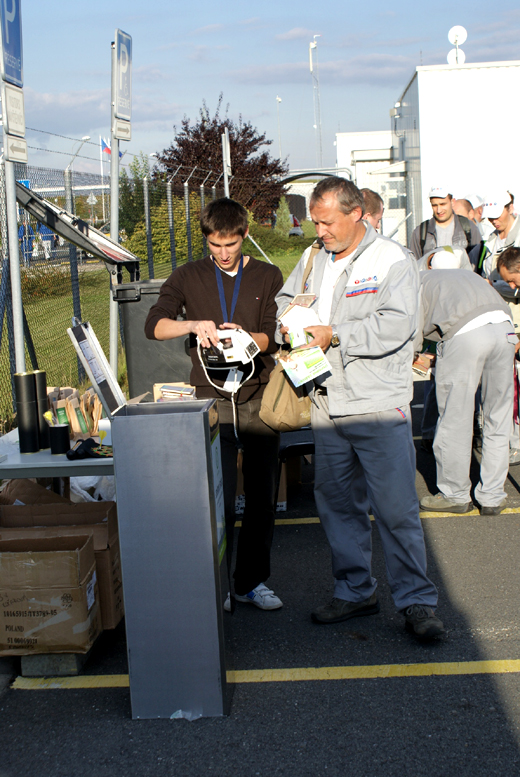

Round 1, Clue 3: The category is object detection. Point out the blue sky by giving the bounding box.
[18,1,520,175]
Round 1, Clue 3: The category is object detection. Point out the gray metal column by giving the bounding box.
[111,400,230,720]
[166,180,177,270]
[143,176,154,278]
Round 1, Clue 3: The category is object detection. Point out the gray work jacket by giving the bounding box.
[409,215,481,261]
[413,269,512,352]
[276,223,418,417]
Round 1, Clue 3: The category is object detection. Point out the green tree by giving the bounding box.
[119,152,162,239]
[274,196,292,236]
[125,193,203,274]
[155,94,289,222]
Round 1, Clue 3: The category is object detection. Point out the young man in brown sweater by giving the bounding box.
[145,198,284,610]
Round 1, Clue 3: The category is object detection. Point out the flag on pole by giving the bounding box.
[101,137,123,158]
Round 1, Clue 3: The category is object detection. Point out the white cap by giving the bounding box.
[482,192,513,219]
[465,194,484,209]
[430,249,462,270]
[428,186,452,199]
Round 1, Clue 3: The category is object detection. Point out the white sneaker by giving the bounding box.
[223,593,231,612]
[235,583,283,610]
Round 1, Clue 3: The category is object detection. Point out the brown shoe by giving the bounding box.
[311,592,379,624]
[402,604,445,639]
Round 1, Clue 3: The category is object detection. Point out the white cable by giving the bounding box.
[197,340,255,444]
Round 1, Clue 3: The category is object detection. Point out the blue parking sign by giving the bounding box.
[115,29,131,121]
[0,0,23,87]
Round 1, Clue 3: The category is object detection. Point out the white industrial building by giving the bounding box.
[333,58,520,246]
[393,59,520,244]
[334,130,405,242]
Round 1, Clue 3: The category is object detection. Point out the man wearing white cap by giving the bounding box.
[410,186,481,261]
[473,192,520,283]
[472,191,520,463]
[466,194,494,240]
[417,247,473,453]
[416,270,515,515]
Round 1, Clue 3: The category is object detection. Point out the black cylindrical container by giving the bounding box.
[50,424,71,454]
[33,370,50,449]
[14,372,39,453]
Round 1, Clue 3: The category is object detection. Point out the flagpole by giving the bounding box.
[100,137,106,223]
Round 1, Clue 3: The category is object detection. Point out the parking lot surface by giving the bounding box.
[1,381,520,777]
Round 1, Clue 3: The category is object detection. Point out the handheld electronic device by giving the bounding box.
[198,329,260,369]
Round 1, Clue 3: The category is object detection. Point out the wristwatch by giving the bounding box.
[330,326,340,348]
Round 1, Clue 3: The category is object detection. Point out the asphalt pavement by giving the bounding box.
[1,378,520,777]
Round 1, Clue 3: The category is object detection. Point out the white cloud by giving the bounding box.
[133,65,170,83]
[276,28,317,41]
[192,23,224,35]
[23,86,181,141]
[229,53,414,87]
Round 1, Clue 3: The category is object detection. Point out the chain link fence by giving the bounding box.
[0,162,225,432]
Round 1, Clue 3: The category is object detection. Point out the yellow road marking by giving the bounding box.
[229,660,520,683]
[12,659,520,690]
[13,675,130,690]
[262,507,520,527]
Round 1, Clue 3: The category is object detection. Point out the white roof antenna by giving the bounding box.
[447,25,467,65]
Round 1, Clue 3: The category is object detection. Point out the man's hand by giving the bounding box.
[190,320,221,348]
[301,325,333,351]
[220,322,269,352]
[279,324,291,345]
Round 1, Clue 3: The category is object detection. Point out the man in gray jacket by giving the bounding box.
[276,177,444,640]
[417,270,515,515]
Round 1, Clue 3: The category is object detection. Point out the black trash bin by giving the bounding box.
[116,279,192,399]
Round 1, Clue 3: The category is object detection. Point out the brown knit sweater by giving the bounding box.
[144,255,283,401]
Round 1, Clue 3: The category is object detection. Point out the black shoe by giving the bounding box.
[311,592,380,624]
[479,501,506,516]
[421,439,434,454]
[402,604,445,639]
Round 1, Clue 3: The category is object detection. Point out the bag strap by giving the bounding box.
[419,220,428,255]
[458,215,474,249]
[301,240,322,293]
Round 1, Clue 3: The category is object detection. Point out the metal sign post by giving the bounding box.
[1,0,25,372]
[109,29,132,378]
[221,127,231,198]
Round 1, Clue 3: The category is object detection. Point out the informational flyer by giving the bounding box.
[279,346,331,388]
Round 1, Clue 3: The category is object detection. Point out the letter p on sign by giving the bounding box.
[3,0,16,45]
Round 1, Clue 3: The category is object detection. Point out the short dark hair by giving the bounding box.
[497,246,520,273]
[310,177,365,216]
[200,198,249,237]
[360,188,384,216]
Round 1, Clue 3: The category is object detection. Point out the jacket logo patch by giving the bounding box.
[354,276,377,285]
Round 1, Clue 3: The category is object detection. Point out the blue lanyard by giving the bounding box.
[213,255,244,323]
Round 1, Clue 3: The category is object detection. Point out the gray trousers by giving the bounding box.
[434,321,515,506]
[312,393,438,611]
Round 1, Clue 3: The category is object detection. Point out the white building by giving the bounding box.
[334,130,407,241]
[335,130,392,190]
[392,60,520,244]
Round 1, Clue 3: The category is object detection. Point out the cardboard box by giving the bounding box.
[0,502,124,630]
[0,479,72,507]
[0,535,102,656]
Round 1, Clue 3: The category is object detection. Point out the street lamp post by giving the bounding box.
[309,36,323,168]
[66,135,91,172]
[276,96,282,158]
